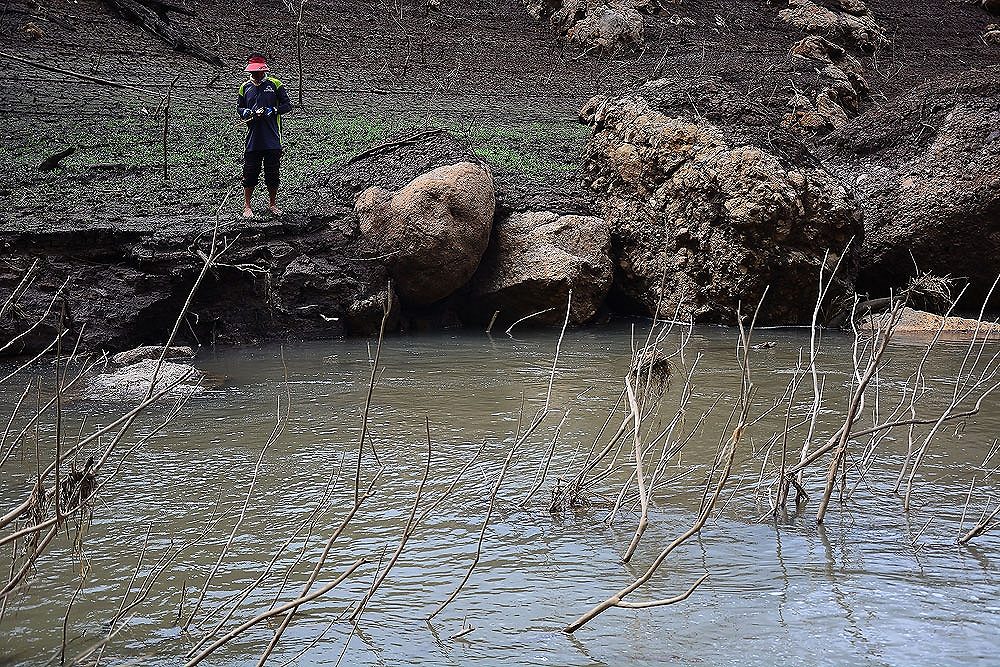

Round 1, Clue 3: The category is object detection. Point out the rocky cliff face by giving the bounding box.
[579,90,862,324]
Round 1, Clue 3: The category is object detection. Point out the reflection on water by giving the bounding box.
[1,324,999,666]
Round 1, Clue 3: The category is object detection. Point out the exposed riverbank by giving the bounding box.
[2,0,999,354]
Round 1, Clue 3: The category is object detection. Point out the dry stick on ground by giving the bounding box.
[0,51,161,96]
[162,74,180,180]
[296,0,305,106]
[103,0,223,66]
[343,129,445,167]
[38,145,76,172]
[183,558,367,667]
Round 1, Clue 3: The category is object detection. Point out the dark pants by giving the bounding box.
[243,149,281,189]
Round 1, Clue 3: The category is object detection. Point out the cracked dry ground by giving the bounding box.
[1,0,994,234]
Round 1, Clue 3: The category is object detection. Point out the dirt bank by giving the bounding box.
[1,0,997,353]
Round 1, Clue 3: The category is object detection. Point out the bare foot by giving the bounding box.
[268,204,282,216]
[243,206,254,218]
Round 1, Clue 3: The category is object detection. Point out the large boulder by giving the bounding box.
[469,211,613,327]
[580,89,863,324]
[355,162,496,306]
[832,70,1000,305]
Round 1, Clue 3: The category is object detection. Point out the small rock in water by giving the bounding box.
[85,359,205,402]
[111,345,195,367]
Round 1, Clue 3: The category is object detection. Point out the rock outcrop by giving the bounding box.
[861,307,1000,340]
[580,89,863,324]
[785,35,870,133]
[523,0,647,50]
[355,162,496,306]
[832,69,1000,305]
[469,211,613,327]
[778,0,885,51]
[0,210,384,356]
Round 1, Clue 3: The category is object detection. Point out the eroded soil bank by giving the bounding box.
[1,0,998,354]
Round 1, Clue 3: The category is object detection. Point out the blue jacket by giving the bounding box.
[237,77,293,152]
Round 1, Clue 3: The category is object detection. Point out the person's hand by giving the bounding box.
[255,107,265,117]
[239,108,253,119]
[264,107,275,117]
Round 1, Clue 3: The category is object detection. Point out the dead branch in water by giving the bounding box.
[563,294,764,632]
[356,282,391,505]
[184,558,367,667]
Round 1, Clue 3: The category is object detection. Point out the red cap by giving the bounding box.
[245,55,269,72]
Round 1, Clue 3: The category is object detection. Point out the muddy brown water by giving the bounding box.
[2,324,999,666]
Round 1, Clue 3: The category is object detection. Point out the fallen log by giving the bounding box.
[38,146,76,172]
[137,0,196,16]
[103,0,223,66]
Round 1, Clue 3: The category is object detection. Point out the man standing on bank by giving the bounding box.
[237,54,292,217]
